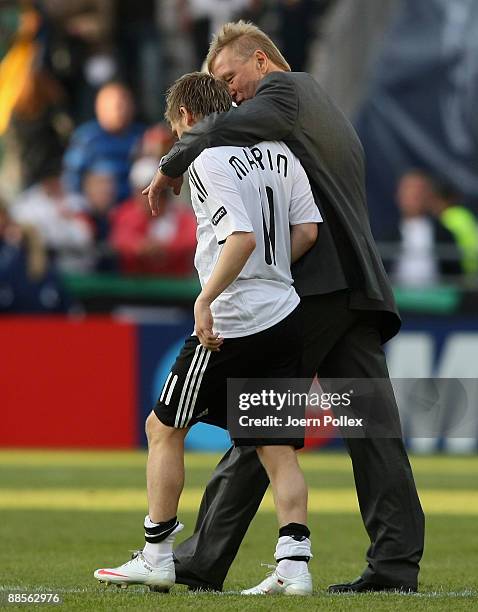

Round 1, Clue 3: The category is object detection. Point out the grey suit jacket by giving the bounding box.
[160,71,400,342]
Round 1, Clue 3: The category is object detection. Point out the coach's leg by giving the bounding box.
[321,319,425,590]
[174,445,269,590]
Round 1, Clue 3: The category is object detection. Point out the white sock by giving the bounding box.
[274,534,312,579]
[142,515,182,567]
[143,540,174,567]
[274,535,312,561]
[277,559,308,578]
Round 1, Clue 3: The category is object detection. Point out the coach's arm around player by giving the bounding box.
[143,67,296,213]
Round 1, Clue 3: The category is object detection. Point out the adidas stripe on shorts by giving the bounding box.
[154,307,304,448]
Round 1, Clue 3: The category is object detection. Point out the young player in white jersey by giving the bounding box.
[190,140,317,339]
[94,73,322,595]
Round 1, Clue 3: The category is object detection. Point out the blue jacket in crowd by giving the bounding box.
[63,120,145,203]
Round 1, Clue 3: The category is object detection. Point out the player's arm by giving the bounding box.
[195,231,256,350]
[160,73,298,179]
[193,152,256,350]
[291,224,318,263]
[289,156,323,263]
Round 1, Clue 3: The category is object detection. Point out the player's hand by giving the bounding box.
[142,170,183,216]
[194,297,223,352]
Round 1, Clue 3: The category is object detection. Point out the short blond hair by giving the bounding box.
[164,72,232,124]
[207,21,291,74]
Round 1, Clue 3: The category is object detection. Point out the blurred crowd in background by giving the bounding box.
[1,0,478,314]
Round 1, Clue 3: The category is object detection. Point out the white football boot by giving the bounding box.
[94,522,184,591]
[94,550,174,591]
[241,564,313,596]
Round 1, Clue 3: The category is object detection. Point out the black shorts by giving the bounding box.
[154,307,303,448]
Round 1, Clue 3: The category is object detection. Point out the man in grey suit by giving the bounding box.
[144,21,425,594]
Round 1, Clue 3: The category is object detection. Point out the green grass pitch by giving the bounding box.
[0,450,477,611]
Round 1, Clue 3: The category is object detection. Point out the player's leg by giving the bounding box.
[242,444,312,596]
[145,413,187,523]
[93,416,186,591]
[142,413,188,569]
[256,445,307,525]
[93,338,207,590]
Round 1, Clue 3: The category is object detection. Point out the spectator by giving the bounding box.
[0,198,71,313]
[11,174,93,273]
[5,68,73,192]
[110,157,196,276]
[42,0,117,123]
[81,162,118,271]
[388,171,461,287]
[427,180,478,277]
[63,81,144,203]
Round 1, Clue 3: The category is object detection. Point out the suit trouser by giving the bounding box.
[174,291,425,588]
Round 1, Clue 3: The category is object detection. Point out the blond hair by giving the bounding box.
[207,21,291,74]
[164,72,232,124]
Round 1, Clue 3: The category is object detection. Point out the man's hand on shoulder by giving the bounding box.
[142,169,183,216]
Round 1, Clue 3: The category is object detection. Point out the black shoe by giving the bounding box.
[328,576,418,594]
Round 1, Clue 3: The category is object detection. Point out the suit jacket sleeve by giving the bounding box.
[160,72,299,178]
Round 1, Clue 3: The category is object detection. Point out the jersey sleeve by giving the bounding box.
[191,151,254,244]
[289,158,323,226]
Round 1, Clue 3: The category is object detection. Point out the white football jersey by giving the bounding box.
[189,141,322,338]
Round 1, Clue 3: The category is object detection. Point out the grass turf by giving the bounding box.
[0,451,477,611]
